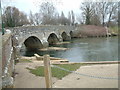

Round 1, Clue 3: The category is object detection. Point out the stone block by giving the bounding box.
[34,54,43,61]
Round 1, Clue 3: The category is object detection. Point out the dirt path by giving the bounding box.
[14,61,58,88]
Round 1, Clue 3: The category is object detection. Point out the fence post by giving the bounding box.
[44,54,52,88]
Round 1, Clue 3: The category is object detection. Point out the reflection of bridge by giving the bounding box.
[11,25,76,50]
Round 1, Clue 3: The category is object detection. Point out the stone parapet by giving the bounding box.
[2,33,15,88]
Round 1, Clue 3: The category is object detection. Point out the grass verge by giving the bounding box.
[27,63,85,79]
[109,26,118,33]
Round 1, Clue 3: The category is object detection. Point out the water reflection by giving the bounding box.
[20,37,118,62]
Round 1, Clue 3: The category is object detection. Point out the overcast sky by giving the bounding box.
[1,0,83,17]
[1,0,118,22]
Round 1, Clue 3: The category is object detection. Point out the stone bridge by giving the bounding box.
[11,25,76,50]
[2,25,76,88]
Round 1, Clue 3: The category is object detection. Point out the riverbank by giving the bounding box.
[20,56,120,64]
[53,63,119,88]
[75,25,118,38]
[14,56,119,88]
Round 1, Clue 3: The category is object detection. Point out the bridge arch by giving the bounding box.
[47,33,59,45]
[70,31,74,38]
[24,36,43,50]
[61,32,71,41]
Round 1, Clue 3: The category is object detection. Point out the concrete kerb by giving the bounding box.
[52,61,120,65]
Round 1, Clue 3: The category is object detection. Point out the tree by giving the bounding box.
[71,10,75,25]
[34,13,42,25]
[68,11,71,25]
[2,6,29,27]
[0,2,2,30]
[90,2,101,26]
[95,2,119,27]
[107,2,118,27]
[39,2,56,25]
[81,2,94,25]
[29,11,34,25]
[58,11,70,25]
[80,2,118,27]
[98,2,110,26]
[18,12,29,26]
[91,14,101,26]
[60,11,65,24]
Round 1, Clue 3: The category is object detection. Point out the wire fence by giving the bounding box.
[51,65,119,80]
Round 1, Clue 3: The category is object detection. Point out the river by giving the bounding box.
[20,37,118,62]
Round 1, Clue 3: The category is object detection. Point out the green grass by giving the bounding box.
[19,59,32,63]
[27,63,85,79]
[109,26,118,33]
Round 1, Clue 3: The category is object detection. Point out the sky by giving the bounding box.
[1,0,83,17]
[1,0,118,23]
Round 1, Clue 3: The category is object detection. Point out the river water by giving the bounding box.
[20,37,118,62]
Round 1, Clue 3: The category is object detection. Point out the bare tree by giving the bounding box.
[58,11,70,25]
[34,13,42,25]
[68,11,72,25]
[95,2,119,27]
[2,6,29,27]
[71,10,75,25]
[0,2,2,30]
[39,2,56,25]
[77,12,85,24]
[58,11,65,25]
[29,11,35,25]
[118,4,120,27]
[80,2,118,27]
[90,2,101,26]
[97,2,110,26]
[18,12,29,26]
[81,2,94,25]
[107,2,118,27]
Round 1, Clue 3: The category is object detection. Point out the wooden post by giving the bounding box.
[44,54,52,88]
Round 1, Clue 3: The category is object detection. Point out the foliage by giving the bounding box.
[27,63,84,79]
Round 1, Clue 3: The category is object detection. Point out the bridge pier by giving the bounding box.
[41,39,49,48]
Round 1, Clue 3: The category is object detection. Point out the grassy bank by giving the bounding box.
[20,59,32,63]
[109,26,118,34]
[27,63,85,79]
